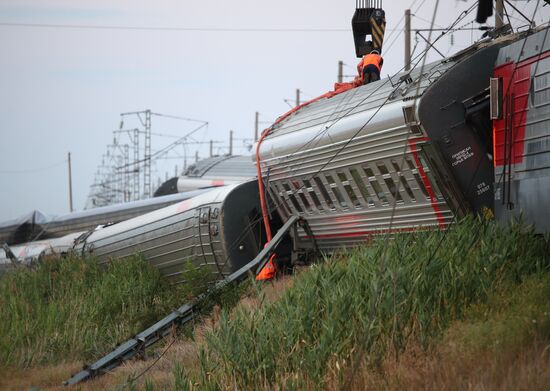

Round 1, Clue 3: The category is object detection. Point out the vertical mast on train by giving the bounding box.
[352,0,386,57]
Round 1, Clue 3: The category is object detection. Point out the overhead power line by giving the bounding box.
[0,160,66,174]
[0,21,398,33]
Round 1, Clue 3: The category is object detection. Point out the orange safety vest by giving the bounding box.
[361,54,384,73]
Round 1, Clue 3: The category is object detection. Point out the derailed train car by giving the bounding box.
[4,26,550,280]
[73,181,280,283]
[0,231,84,274]
[255,26,550,251]
[0,189,208,246]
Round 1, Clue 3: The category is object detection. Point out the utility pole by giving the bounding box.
[337,60,344,84]
[495,0,504,28]
[144,110,152,199]
[123,144,129,202]
[295,89,301,107]
[133,128,140,201]
[254,111,259,142]
[68,152,74,213]
[210,140,213,157]
[195,151,199,162]
[229,130,234,155]
[405,9,411,71]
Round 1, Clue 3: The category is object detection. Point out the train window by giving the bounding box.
[390,159,415,201]
[399,176,416,201]
[383,177,404,203]
[413,173,430,199]
[272,183,292,215]
[338,172,361,208]
[282,183,303,213]
[376,162,390,176]
[534,71,550,107]
[303,179,323,211]
[297,191,312,212]
[337,172,348,183]
[424,170,444,200]
[364,166,376,178]
[371,180,388,204]
[405,157,416,171]
[417,153,444,200]
[361,164,388,204]
[368,177,388,205]
[391,160,402,172]
[309,192,323,211]
[314,177,335,209]
[418,154,431,172]
[350,168,374,206]
[325,175,347,208]
[269,184,288,214]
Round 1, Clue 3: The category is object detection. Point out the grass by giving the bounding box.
[353,273,550,390]
[0,254,187,367]
[0,217,549,390]
[173,217,550,390]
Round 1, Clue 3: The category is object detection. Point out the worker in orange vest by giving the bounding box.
[358,50,384,84]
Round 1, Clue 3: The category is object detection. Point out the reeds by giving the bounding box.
[198,217,550,389]
[0,254,184,367]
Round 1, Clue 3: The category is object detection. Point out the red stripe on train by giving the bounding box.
[408,139,447,229]
[493,51,550,167]
[305,225,435,239]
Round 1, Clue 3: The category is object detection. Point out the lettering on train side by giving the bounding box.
[476,181,490,196]
[451,146,474,167]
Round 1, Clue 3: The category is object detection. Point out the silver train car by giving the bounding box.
[0,231,84,274]
[154,155,257,197]
[256,26,550,250]
[73,181,271,283]
[0,189,208,246]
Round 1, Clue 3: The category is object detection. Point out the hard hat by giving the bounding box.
[370,50,380,55]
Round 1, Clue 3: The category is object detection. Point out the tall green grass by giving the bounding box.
[0,254,185,367]
[193,217,550,389]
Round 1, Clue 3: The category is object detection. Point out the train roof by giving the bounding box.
[262,27,540,142]
[183,155,256,179]
[0,210,50,230]
[265,60,453,140]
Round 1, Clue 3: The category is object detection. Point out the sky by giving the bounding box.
[0,0,548,221]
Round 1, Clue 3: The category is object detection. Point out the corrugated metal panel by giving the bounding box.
[74,182,263,283]
[183,155,256,179]
[0,189,208,245]
[258,58,457,250]
[267,61,453,141]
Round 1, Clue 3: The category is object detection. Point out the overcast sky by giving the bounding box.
[0,0,548,221]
